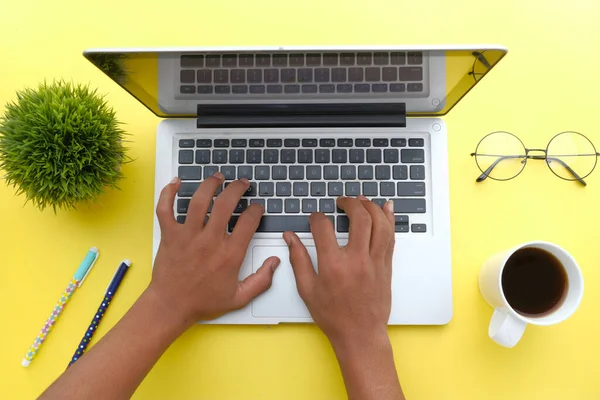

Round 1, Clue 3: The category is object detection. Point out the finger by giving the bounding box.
[383,200,396,270]
[207,179,250,232]
[309,212,339,258]
[336,196,372,252]
[359,198,392,260]
[156,177,181,232]
[283,231,316,300]
[234,256,280,309]
[229,203,265,250]
[186,172,224,230]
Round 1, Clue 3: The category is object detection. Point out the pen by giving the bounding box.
[21,247,99,367]
[67,259,131,367]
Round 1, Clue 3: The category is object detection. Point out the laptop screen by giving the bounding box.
[83,46,506,118]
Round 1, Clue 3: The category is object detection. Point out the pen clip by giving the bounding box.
[105,260,131,293]
[79,251,99,287]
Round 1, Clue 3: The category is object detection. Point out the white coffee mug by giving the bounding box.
[478,241,584,348]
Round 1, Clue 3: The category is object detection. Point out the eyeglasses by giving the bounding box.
[470,131,600,186]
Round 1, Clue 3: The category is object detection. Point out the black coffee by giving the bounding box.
[501,247,568,317]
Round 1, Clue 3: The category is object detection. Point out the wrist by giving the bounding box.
[328,326,391,359]
[139,286,195,337]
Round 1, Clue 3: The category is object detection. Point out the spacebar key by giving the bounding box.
[256,216,313,232]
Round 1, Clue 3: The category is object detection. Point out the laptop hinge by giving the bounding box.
[196,103,406,128]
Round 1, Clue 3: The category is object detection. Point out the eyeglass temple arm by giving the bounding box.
[544,156,586,186]
[471,155,523,182]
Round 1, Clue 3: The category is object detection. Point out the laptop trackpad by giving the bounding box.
[251,245,318,319]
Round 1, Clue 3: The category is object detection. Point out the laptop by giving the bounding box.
[84,45,507,325]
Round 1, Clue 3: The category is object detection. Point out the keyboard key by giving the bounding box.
[250,198,265,208]
[306,166,321,180]
[180,85,195,94]
[214,139,229,147]
[298,68,313,82]
[391,52,406,65]
[179,150,194,164]
[302,199,318,213]
[272,165,287,180]
[267,85,283,94]
[328,182,343,196]
[392,138,407,147]
[398,182,425,196]
[337,216,350,232]
[366,67,380,82]
[373,198,386,208]
[267,139,282,147]
[281,149,296,163]
[284,85,300,94]
[341,165,356,180]
[349,149,364,163]
[221,166,236,180]
[409,138,424,147]
[230,69,245,84]
[373,138,389,147]
[340,53,355,66]
[256,54,271,67]
[212,150,227,164]
[293,182,309,196]
[323,53,338,66]
[206,55,220,67]
[302,84,318,93]
[374,52,389,65]
[178,166,201,180]
[204,166,218,179]
[395,215,409,224]
[355,84,370,93]
[355,138,371,147]
[407,52,423,65]
[302,138,318,147]
[383,67,397,81]
[392,198,426,213]
[247,149,262,164]
[239,54,254,67]
[196,69,212,84]
[255,166,270,180]
[249,84,265,94]
[411,224,427,233]
[337,84,352,93]
[298,149,313,163]
[358,165,374,180]
[265,69,279,83]
[408,83,424,92]
[324,165,339,180]
[410,165,426,180]
[232,85,248,94]
[231,139,247,147]
[255,215,334,232]
[243,182,258,197]
[178,182,199,197]
[372,84,388,92]
[249,139,264,147]
[276,182,292,196]
[289,166,304,180]
[319,199,335,213]
[285,199,300,213]
[367,149,382,163]
[393,165,408,180]
[238,166,253,179]
[177,199,190,214]
[315,68,330,82]
[380,182,395,196]
[284,139,300,147]
[222,54,237,67]
[390,83,405,92]
[362,182,378,196]
[259,182,274,197]
[320,84,335,93]
[376,165,391,180]
[311,182,326,196]
[338,138,353,147]
[332,68,347,82]
[399,67,423,81]
[180,70,195,83]
[267,199,283,213]
[282,69,296,83]
[181,55,204,68]
[332,149,347,163]
[264,149,279,163]
[345,182,360,196]
[214,70,228,84]
[273,54,288,67]
[306,53,321,66]
[320,138,336,147]
[195,149,210,164]
[348,68,364,82]
[177,215,186,224]
[395,221,410,233]
[196,139,212,148]
[402,149,425,163]
[315,149,330,163]
[247,69,262,83]
[357,53,372,65]
[231,149,245,164]
[384,149,399,163]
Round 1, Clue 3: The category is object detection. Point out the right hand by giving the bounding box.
[283,196,396,347]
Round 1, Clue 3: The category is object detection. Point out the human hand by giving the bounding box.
[150,173,280,325]
[284,196,395,348]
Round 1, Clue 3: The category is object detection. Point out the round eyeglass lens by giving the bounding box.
[546,131,597,181]
[475,131,527,180]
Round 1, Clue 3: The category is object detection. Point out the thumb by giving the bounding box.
[234,256,280,308]
[283,231,316,300]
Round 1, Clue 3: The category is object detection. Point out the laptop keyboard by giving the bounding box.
[178,52,425,95]
[175,136,427,234]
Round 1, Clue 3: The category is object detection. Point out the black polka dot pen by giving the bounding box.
[67,260,131,368]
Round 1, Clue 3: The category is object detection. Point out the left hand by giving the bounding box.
[149,173,280,325]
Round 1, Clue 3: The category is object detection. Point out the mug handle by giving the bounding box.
[489,309,527,348]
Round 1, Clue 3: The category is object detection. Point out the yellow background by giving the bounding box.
[1,0,599,398]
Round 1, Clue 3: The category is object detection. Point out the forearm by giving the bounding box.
[331,330,404,400]
[39,288,190,400]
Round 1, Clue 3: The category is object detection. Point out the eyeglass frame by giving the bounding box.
[470,131,600,186]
